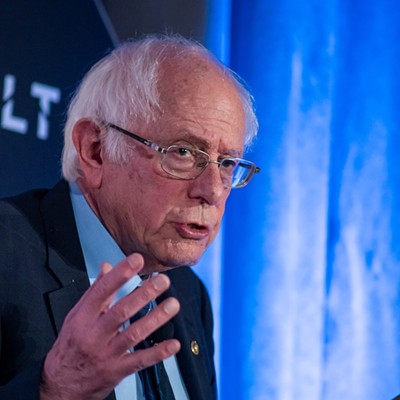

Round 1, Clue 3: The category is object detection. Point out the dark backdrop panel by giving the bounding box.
[0,0,207,198]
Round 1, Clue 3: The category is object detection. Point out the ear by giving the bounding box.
[72,119,104,188]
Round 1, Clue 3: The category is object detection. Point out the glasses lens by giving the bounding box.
[220,159,256,188]
[162,145,208,179]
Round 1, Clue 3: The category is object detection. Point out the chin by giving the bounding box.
[155,242,207,269]
[162,254,202,269]
[131,236,209,273]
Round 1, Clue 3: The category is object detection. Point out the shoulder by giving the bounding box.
[0,184,59,249]
[0,188,49,236]
[0,180,72,281]
[0,180,71,241]
[0,187,49,217]
[0,188,50,249]
[0,180,69,221]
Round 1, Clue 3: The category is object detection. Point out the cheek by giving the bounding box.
[133,183,180,228]
[213,205,225,232]
[203,202,226,246]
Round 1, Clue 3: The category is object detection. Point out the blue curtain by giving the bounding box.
[198,1,400,399]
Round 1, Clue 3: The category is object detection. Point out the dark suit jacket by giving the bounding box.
[0,181,217,399]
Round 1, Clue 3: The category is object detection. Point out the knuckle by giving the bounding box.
[126,324,144,345]
[150,274,170,291]
[135,285,154,303]
[153,309,167,325]
[90,278,110,298]
[133,356,148,372]
[110,305,131,323]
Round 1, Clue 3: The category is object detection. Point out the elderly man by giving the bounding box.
[0,35,259,399]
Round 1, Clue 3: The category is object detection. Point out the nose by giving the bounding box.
[187,162,229,205]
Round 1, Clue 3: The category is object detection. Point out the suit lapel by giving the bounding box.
[40,181,90,334]
[159,280,215,400]
[174,312,214,400]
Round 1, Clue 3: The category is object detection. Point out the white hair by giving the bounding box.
[62,35,258,181]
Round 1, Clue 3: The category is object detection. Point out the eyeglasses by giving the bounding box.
[107,123,260,188]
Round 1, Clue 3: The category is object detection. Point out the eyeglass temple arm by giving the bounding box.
[107,123,148,145]
[107,123,166,154]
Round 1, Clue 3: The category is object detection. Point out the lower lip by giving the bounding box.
[174,223,210,240]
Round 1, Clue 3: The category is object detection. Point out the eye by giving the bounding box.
[168,145,196,160]
[166,145,198,167]
[166,144,209,171]
[175,147,193,157]
[221,158,238,170]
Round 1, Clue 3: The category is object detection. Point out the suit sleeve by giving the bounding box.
[0,199,46,399]
[0,359,43,400]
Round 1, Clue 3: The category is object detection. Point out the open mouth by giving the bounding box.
[188,223,206,231]
[175,222,210,239]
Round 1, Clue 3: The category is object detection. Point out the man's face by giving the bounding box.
[94,59,245,274]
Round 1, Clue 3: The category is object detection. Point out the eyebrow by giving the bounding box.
[170,132,243,158]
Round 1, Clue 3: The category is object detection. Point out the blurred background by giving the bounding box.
[1,1,400,399]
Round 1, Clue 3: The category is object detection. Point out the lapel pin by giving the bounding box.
[191,340,200,355]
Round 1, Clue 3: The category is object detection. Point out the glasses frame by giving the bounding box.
[106,123,260,188]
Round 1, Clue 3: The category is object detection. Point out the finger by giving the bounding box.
[94,262,114,314]
[78,253,145,316]
[97,261,113,279]
[118,338,181,378]
[111,297,180,354]
[100,273,171,333]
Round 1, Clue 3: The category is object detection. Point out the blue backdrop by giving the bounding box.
[2,1,400,399]
[196,0,400,399]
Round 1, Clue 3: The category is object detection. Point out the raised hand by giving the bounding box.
[40,253,180,400]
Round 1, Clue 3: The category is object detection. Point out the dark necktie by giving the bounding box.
[131,302,176,400]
